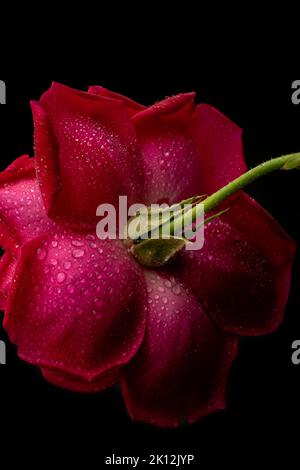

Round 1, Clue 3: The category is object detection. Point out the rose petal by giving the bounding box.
[31,102,60,214]
[33,82,144,224]
[121,271,237,427]
[88,86,145,117]
[133,93,199,205]
[134,93,196,120]
[42,366,119,393]
[0,253,16,311]
[0,155,56,254]
[132,97,247,206]
[174,192,296,336]
[4,233,147,387]
[191,104,247,194]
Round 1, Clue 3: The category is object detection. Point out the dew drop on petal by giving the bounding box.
[86,234,96,241]
[72,249,85,259]
[93,310,103,319]
[67,284,75,294]
[57,272,66,284]
[72,240,84,247]
[37,248,47,260]
[63,261,72,270]
[172,285,181,295]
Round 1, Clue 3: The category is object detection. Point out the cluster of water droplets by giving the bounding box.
[141,130,198,205]
[33,232,147,325]
[50,110,143,206]
[0,178,56,243]
[144,272,199,340]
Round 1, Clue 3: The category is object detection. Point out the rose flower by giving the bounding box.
[0,83,296,427]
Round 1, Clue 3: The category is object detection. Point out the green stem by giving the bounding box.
[130,152,300,267]
[202,153,300,214]
[131,153,300,243]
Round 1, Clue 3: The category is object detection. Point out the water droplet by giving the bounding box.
[172,285,181,295]
[52,241,58,248]
[67,284,75,294]
[37,248,47,260]
[93,310,103,319]
[72,249,85,259]
[162,297,168,304]
[63,261,72,270]
[158,286,165,293]
[50,258,58,266]
[72,240,84,247]
[57,272,66,284]
[86,234,96,241]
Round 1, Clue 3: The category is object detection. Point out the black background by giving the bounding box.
[0,77,299,466]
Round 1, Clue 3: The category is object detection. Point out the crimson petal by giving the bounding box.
[0,253,16,311]
[42,366,119,393]
[191,104,247,194]
[88,85,146,117]
[0,155,56,254]
[4,233,147,388]
[121,271,237,427]
[33,83,144,225]
[132,93,200,205]
[174,192,296,335]
[132,96,247,206]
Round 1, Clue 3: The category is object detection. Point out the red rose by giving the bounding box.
[0,83,295,427]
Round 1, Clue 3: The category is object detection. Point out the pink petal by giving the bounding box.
[4,233,147,388]
[174,192,296,336]
[42,366,119,393]
[0,155,56,254]
[88,85,146,117]
[30,102,60,214]
[133,93,199,205]
[132,97,247,205]
[134,93,196,119]
[0,253,16,311]
[33,83,144,224]
[191,104,247,194]
[121,271,237,427]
